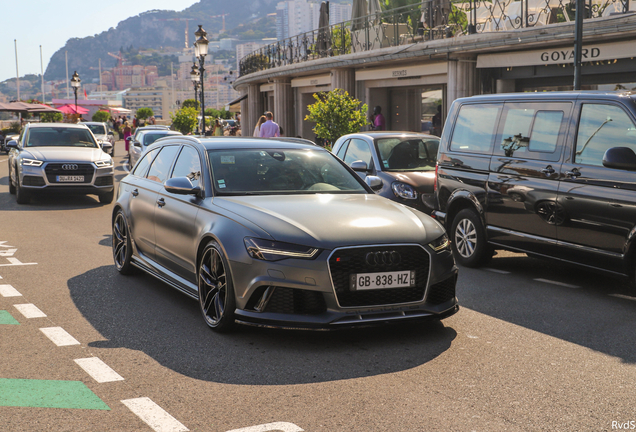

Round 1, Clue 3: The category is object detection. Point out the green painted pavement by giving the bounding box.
[0,379,110,410]
[0,310,20,325]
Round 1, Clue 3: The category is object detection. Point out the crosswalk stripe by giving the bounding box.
[121,397,189,432]
[14,304,46,318]
[40,327,80,346]
[75,357,124,383]
[0,284,21,297]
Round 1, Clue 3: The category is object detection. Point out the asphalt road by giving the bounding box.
[1,142,636,432]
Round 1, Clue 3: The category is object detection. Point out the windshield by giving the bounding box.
[143,133,173,146]
[208,148,368,195]
[375,137,439,171]
[85,124,106,135]
[26,127,98,148]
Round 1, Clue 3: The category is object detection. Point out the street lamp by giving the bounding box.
[190,62,201,135]
[194,25,209,135]
[70,71,81,116]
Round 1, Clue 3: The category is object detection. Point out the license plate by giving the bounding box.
[350,271,415,290]
[56,175,84,182]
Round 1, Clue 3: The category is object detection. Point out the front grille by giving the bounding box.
[261,287,326,315]
[426,275,457,305]
[329,245,430,307]
[45,163,94,183]
[22,175,45,186]
[94,176,114,186]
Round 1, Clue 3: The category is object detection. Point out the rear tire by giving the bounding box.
[450,208,489,267]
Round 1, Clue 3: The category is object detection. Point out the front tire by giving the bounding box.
[112,210,137,275]
[450,208,489,267]
[99,189,115,204]
[15,177,30,204]
[198,241,235,332]
[9,165,16,195]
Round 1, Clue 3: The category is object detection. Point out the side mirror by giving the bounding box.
[134,141,142,147]
[7,140,18,149]
[365,175,383,191]
[350,160,368,172]
[603,147,636,171]
[164,177,201,196]
[108,131,114,136]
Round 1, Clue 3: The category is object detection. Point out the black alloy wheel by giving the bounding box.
[450,208,491,267]
[198,241,235,332]
[112,211,136,274]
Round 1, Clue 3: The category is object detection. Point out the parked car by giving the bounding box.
[126,125,171,149]
[128,129,182,167]
[80,121,115,156]
[332,132,440,214]
[433,91,636,283]
[7,123,114,204]
[113,136,458,331]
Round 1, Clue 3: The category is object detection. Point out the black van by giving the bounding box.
[433,91,636,282]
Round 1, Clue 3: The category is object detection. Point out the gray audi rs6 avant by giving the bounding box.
[112,136,458,331]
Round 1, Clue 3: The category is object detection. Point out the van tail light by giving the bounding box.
[434,163,439,192]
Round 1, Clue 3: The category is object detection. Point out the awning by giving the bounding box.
[225,94,247,113]
[108,107,132,114]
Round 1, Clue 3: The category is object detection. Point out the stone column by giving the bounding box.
[273,78,294,137]
[331,68,355,96]
[447,57,478,110]
[244,83,261,137]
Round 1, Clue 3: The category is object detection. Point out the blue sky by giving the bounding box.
[1,0,198,83]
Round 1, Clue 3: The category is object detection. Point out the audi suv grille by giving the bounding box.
[328,245,430,307]
[45,163,95,183]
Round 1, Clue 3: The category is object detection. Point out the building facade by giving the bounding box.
[123,86,173,119]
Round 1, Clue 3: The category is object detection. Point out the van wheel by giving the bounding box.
[450,208,489,267]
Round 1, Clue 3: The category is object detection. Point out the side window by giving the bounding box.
[146,146,180,184]
[336,140,350,159]
[171,146,202,188]
[132,148,159,177]
[344,138,372,166]
[450,104,502,154]
[497,105,565,161]
[576,104,636,166]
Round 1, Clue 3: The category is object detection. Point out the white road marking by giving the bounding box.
[0,249,17,256]
[40,327,80,346]
[0,242,16,248]
[534,278,580,289]
[0,257,38,267]
[75,357,124,383]
[226,423,304,432]
[14,303,46,318]
[0,284,22,297]
[484,268,510,274]
[609,294,636,301]
[0,158,7,163]
[121,397,189,432]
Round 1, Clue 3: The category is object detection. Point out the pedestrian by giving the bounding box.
[259,112,280,138]
[371,106,386,131]
[432,105,442,136]
[117,116,124,140]
[133,115,138,128]
[123,121,132,152]
[253,115,266,137]
[214,119,223,136]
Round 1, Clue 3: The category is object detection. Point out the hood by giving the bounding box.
[214,194,445,250]
[24,147,108,162]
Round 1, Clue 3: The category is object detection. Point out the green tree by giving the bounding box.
[92,110,110,122]
[41,112,63,123]
[136,107,153,121]
[182,99,200,110]
[204,108,233,120]
[170,107,198,135]
[305,89,368,147]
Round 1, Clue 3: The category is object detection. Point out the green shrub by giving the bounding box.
[305,89,368,146]
[136,107,153,120]
[92,110,110,123]
[170,107,198,135]
[40,112,63,123]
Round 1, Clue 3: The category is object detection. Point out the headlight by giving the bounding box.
[428,234,451,253]
[244,238,320,261]
[95,160,113,167]
[21,158,43,167]
[392,182,418,200]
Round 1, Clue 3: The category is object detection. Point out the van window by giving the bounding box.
[576,104,636,166]
[450,104,501,154]
[529,111,563,153]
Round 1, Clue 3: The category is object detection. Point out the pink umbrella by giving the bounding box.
[57,104,89,115]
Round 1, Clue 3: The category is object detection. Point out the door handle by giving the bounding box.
[131,188,139,197]
[541,166,555,175]
[157,198,166,207]
[566,169,581,178]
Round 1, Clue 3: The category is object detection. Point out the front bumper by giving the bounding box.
[20,161,114,194]
[230,243,459,330]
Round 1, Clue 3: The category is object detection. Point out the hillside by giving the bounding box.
[44,0,280,81]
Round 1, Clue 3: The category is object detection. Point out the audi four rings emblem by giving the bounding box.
[62,164,78,170]
[365,251,401,266]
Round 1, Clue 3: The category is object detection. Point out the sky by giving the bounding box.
[1,0,199,83]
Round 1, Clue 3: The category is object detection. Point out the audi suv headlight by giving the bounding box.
[392,182,417,200]
[244,238,320,261]
[428,234,451,253]
[95,160,113,167]
[21,158,43,167]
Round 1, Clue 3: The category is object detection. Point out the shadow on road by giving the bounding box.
[68,266,457,385]
[458,253,636,363]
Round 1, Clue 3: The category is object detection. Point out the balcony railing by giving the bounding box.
[239,0,634,76]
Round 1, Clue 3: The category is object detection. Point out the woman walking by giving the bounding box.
[253,115,266,137]
[123,121,132,153]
